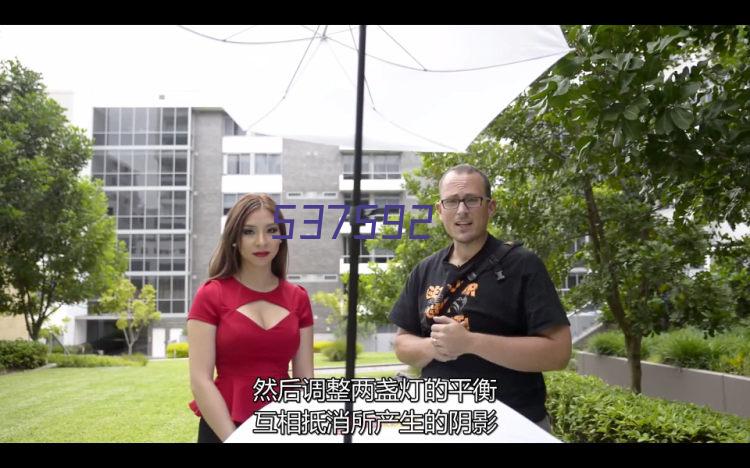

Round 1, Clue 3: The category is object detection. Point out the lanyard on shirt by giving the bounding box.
[426,240,522,332]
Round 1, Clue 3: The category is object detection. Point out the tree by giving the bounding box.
[98,278,160,355]
[480,25,747,392]
[311,287,375,342]
[0,59,128,340]
[39,316,70,353]
[357,211,450,326]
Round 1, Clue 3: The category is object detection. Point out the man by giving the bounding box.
[389,164,571,431]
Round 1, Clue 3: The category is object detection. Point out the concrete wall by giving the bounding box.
[576,351,750,418]
[190,109,225,297]
[0,315,29,340]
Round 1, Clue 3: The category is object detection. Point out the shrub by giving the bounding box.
[120,353,149,366]
[588,331,652,360]
[0,340,48,370]
[658,328,715,369]
[313,341,334,353]
[322,340,363,361]
[49,343,94,355]
[166,342,189,358]
[708,331,750,376]
[47,354,145,368]
[588,331,626,357]
[590,324,750,376]
[545,371,750,442]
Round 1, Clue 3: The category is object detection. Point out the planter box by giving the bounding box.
[576,351,750,418]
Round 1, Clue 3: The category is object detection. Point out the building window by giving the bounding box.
[92,149,188,188]
[255,153,281,174]
[223,193,281,215]
[560,272,588,294]
[105,190,188,232]
[225,154,250,175]
[342,235,394,264]
[128,274,187,314]
[342,153,401,180]
[93,108,189,148]
[224,153,281,175]
[567,236,590,256]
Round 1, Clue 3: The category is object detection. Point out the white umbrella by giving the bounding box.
[181,25,571,152]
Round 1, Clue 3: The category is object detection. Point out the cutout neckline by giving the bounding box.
[233,308,292,331]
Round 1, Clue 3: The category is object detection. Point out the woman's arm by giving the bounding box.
[188,319,237,441]
[291,325,314,378]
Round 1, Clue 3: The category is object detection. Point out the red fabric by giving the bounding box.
[187,276,313,423]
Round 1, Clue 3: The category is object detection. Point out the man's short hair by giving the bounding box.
[438,164,492,198]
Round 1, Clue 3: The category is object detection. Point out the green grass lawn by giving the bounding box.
[0,357,402,442]
[313,351,401,368]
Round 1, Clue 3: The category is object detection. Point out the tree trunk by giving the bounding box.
[29,317,44,342]
[581,176,641,392]
[624,333,643,394]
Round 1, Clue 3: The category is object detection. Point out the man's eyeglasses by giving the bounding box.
[439,196,489,210]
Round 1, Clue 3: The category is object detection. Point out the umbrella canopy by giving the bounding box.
[183,25,571,152]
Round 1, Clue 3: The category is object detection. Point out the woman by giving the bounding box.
[187,193,314,443]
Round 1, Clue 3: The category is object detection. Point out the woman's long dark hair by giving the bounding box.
[207,193,288,280]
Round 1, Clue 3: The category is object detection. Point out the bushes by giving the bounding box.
[321,340,363,361]
[166,342,189,358]
[47,354,147,368]
[545,371,750,443]
[588,330,650,359]
[588,331,626,357]
[0,340,48,370]
[313,341,334,353]
[586,325,750,376]
[711,331,750,376]
[120,353,149,366]
[658,328,715,369]
[50,343,94,355]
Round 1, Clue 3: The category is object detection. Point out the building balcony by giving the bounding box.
[338,174,405,192]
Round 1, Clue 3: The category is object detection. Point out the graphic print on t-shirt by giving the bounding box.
[423,279,478,330]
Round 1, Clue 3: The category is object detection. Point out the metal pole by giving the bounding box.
[344,23,366,444]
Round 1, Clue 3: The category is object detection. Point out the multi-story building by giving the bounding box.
[69,100,419,356]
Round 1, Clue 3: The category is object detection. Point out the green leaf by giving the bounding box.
[622,119,643,141]
[633,95,650,110]
[628,57,645,71]
[623,105,640,121]
[602,105,622,122]
[576,135,596,156]
[679,82,701,100]
[591,51,615,62]
[655,112,674,135]
[553,78,571,97]
[669,107,693,131]
[556,55,585,77]
[528,83,552,102]
[619,73,637,94]
[615,53,634,70]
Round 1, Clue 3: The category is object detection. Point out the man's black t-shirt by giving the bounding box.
[389,234,570,422]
